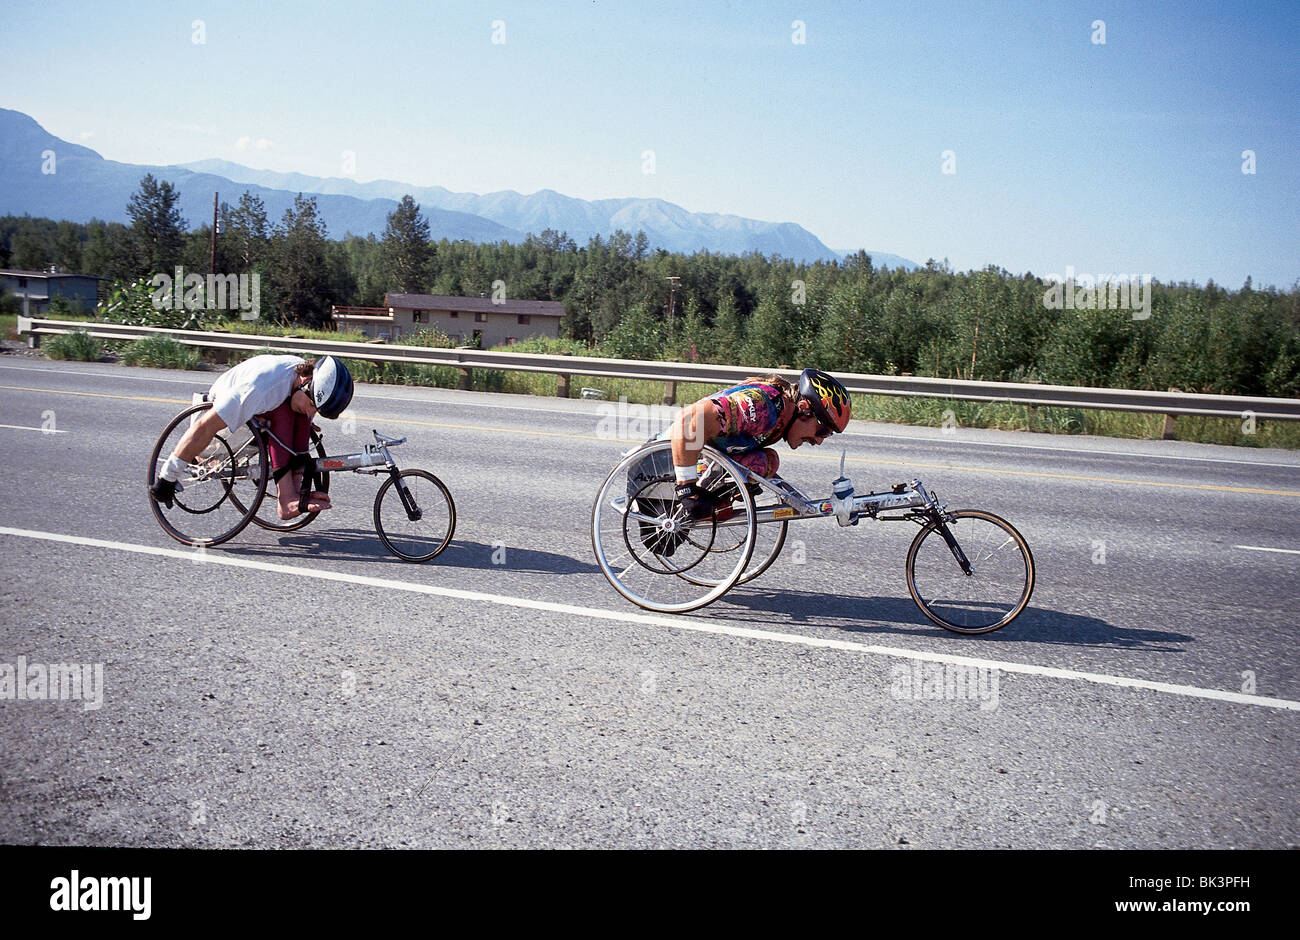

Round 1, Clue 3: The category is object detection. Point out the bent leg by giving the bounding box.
[733,448,779,478]
[265,405,331,519]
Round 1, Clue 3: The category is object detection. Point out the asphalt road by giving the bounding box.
[0,356,1296,848]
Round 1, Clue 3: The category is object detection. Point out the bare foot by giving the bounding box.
[276,493,331,519]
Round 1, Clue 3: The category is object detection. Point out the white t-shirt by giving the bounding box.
[208,355,305,431]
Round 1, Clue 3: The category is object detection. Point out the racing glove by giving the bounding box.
[674,482,716,520]
[150,477,179,509]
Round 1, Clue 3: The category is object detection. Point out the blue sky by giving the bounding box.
[4,0,1297,286]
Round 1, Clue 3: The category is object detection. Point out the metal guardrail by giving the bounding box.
[17,316,1300,421]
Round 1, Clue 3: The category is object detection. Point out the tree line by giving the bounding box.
[1,177,1297,397]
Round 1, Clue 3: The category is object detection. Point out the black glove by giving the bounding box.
[674,482,715,520]
[150,477,178,509]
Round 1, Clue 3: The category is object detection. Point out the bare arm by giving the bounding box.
[172,408,228,462]
[671,399,721,472]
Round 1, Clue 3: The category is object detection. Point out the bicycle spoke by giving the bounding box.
[908,511,1033,634]
[592,442,756,612]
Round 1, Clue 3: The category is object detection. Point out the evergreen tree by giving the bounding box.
[126,174,186,274]
[227,191,270,271]
[380,195,433,293]
[267,194,330,325]
[709,293,745,364]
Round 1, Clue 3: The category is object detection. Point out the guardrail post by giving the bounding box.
[17,316,39,348]
[1162,387,1179,439]
[555,349,571,398]
[663,380,677,406]
[457,366,472,391]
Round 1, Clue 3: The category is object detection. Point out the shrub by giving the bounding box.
[43,329,101,361]
[122,335,201,369]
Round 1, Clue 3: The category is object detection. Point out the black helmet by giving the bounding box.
[798,368,851,433]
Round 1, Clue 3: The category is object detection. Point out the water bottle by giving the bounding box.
[831,450,855,526]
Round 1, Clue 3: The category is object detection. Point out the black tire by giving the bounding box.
[905,509,1035,635]
[373,469,456,562]
[146,403,267,547]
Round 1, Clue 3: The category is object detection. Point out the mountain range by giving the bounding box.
[0,108,918,268]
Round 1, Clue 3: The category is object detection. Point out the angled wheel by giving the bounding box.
[373,469,456,562]
[906,509,1035,634]
[229,427,331,532]
[679,484,789,588]
[591,441,757,612]
[147,403,267,547]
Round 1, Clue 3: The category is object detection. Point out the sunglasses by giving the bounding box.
[813,422,834,438]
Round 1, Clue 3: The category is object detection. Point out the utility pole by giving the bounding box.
[665,275,680,322]
[209,192,218,276]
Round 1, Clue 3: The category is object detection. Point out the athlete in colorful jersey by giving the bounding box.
[669,368,852,518]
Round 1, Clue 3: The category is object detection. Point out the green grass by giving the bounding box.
[43,330,102,361]
[849,393,1300,448]
[121,335,202,370]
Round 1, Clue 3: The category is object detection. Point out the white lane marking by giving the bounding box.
[5,363,1297,470]
[1234,544,1300,556]
[4,525,1297,713]
[0,424,66,434]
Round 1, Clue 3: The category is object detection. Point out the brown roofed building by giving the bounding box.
[332,293,564,347]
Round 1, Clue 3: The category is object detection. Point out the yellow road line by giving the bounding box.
[4,383,1296,497]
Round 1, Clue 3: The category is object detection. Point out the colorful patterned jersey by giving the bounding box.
[707,382,790,454]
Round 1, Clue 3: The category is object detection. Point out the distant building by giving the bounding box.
[0,268,104,316]
[331,293,564,347]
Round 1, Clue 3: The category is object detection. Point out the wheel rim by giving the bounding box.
[148,405,267,547]
[374,470,456,561]
[680,495,788,588]
[233,432,331,532]
[907,510,1034,633]
[592,442,756,612]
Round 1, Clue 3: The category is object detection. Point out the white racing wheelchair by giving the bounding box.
[591,441,1035,634]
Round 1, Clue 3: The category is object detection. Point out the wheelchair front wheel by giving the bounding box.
[905,509,1035,634]
[373,469,456,562]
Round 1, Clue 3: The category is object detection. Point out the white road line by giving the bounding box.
[4,524,1297,713]
[5,363,1297,470]
[1234,544,1300,555]
[0,424,66,434]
